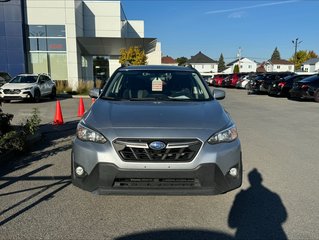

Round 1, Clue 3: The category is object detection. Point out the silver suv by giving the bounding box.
[0,73,56,103]
[72,65,242,195]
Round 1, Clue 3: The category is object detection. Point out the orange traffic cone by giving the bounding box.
[78,97,85,117]
[53,100,64,125]
[91,98,95,105]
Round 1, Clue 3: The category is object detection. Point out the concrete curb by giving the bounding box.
[57,94,91,99]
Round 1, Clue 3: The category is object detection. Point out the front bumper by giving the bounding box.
[72,136,242,195]
[71,161,242,195]
[0,91,33,100]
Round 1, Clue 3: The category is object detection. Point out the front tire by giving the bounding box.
[50,87,56,100]
[33,89,41,103]
[3,100,10,103]
[314,90,319,103]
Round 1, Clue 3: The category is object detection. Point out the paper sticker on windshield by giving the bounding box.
[152,78,163,91]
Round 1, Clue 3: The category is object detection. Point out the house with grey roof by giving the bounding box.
[264,59,295,72]
[223,57,257,74]
[188,51,218,76]
[301,58,319,73]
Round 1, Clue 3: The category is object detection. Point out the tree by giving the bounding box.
[233,64,240,73]
[289,50,318,70]
[218,53,226,72]
[271,47,281,60]
[176,57,188,66]
[119,46,147,65]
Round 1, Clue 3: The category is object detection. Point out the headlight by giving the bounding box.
[76,122,107,143]
[22,87,33,90]
[208,125,238,144]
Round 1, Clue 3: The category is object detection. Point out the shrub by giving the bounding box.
[0,108,41,153]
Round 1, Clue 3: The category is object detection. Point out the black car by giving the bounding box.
[289,74,319,102]
[268,74,311,97]
[0,72,11,87]
[247,72,295,94]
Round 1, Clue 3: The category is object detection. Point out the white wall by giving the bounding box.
[122,20,144,38]
[108,58,121,77]
[83,1,121,37]
[147,42,162,65]
[191,64,218,74]
[271,64,294,72]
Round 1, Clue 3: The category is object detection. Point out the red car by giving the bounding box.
[213,74,226,87]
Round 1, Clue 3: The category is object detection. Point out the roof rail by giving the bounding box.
[184,63,194,69]
[121,61,132,67]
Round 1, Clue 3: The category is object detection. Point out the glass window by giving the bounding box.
[29,38,47,51]
[48,53,68,80]
[29,25,46,37]
[10,75,37,83]
[46,25,65,37]
[28,52,48,74]
[47,39,66,51]
[103,70,211,101]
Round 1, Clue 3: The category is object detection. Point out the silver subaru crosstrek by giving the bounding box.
[72,65,242,195]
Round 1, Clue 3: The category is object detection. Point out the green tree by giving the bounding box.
[176,57,188,66]
[119,46,147,65]
[233,64,240,73]
[218,53,226,72]
[289,50,318,70]
[271,47,281,60]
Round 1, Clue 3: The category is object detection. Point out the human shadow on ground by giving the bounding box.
[228,168,288,240]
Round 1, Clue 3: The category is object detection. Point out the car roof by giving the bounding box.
[118,65,196,72]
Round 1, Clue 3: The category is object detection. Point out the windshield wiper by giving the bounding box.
[100,96,122,101]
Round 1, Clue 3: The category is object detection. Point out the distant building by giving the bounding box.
[224,57,257,73]
[301,58,319,72]
[0,0,161,89]
[161,56,178,66]
[188,51,218,75]
[264,59,295,72]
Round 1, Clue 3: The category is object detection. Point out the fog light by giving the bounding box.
[229,168,238,177]
[75,166,84,176]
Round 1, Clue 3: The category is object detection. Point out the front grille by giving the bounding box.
[113,139,202,162]
[3,89,21,94]
[113,178,200,188]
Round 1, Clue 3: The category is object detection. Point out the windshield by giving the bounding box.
[102,70,211,101]
[10,76,37,84]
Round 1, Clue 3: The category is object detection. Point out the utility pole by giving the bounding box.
[292,38,302,62]
[237,47,241,73]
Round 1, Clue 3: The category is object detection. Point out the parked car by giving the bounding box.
[0,73,56,103]
[213,74,226,87]
[236,74,255,89]
[289,74,319,102]
[247,72,295,94]
[268,74,311,97]
[0,72,11,87]
[72,65,242,195]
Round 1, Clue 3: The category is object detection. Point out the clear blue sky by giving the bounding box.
[122,0,319,62]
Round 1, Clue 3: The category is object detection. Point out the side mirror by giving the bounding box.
[89,88,101,99]
[213,89,225,100]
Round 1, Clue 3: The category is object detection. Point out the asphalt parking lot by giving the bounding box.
[1,89,319,239]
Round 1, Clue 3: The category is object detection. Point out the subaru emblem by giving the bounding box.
[149,141,166,151]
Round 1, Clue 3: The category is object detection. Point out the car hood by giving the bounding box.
[83,99,231,132]
[1,83,35,89]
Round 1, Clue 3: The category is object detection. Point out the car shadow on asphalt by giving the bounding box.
[228,168,288,240]
[116,229,233,240]
[0,121,77,226]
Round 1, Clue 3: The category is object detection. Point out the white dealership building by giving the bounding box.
[24,0,161,88]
